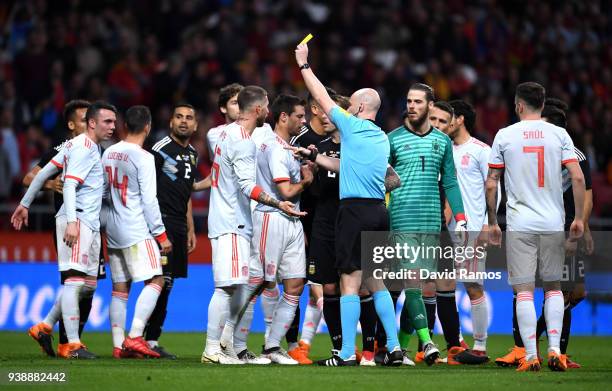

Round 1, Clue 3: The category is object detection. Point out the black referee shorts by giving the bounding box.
[308,236,338,284]
[335,198,389,274]
[162,215,188,279]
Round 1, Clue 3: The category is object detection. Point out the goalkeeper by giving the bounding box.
[387,83,471,366]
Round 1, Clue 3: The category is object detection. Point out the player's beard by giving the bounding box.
[408,109,429,129]
[256,115,266,127]
[172,126,193,141]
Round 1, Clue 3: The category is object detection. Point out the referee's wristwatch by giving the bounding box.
[299,63,310,70]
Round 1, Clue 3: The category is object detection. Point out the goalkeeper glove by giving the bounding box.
[454,213,468,245]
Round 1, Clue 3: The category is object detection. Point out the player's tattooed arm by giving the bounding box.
[257,190,280,208]
[384,165,401,192]
[485,167,502,226]
[255,189,307,217]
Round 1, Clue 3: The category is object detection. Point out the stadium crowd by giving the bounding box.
[0,0,610,219]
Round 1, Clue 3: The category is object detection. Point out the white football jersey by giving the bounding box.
[51,133,104,231]
[448,137,492,232]
[207,122,273,159]
[255,134,301,215]
[489,120,577,231]
[101,141,166,249]
[208,122,259,239]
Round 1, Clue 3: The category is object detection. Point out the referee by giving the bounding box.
[145,103,198,359]
[295,42,402,366]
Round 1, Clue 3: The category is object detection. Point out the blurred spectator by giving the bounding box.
[0,0,609,222]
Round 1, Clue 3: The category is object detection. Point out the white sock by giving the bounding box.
[261,286,279,341]
[205,288,231,354]
[265,292,299,350]
[129,283,162,338]
[62,277,85,343]
[234,279,262,353]
[43,290,62,327]
[110,291,128,348]
[470,295,488,351]
[300,297,323,345]
[544,290,564,354]
[516,291,537,360]
[220,283,252,348]
[235,297,257,353]
[147,340,159,348]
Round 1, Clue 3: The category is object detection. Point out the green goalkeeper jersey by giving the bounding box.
[388,124,464,232]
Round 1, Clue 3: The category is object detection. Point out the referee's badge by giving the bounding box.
[161,255,168,266]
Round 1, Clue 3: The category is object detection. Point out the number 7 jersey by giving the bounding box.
[489,119,577,231]
[102,141,166,248]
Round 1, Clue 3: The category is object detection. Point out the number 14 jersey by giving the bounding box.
[102,141,166,249]
[489,119,577,232]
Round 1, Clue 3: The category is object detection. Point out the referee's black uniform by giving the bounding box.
[145,135,197,343]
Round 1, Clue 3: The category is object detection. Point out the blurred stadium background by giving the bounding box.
[0,0,610,335]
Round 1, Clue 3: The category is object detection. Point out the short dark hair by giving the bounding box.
[541,105,567,128]
[449,100,476,132]
[125,105,152,134]
[308,87,337,106]
[271,94,306,124]
[85,101,117,123]
[545,97,569,113]
[63,100,90,126]
[173,102,195,113]
[433,101,454,118]
[218,83,244,110]
[409,83,435,102]
[237,85,267,111]
[334,95,350,110]
[515,82,545,110]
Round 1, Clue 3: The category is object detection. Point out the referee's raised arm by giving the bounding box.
[294,39,402,366]
[295,44,336,115]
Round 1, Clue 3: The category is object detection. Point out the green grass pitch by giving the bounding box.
[0,332,610,390]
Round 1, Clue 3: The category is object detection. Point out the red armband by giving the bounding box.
[455,213,466,222]
[155,232,168,244]
[250,185,263,200]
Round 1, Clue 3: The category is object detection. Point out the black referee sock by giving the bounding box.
[512,294,524,347]
[285,304,300,346]
[359,295,376,352]
[145,277,173,342]
[436,290,461,348]
[323,294,342,350]
[375,290,400,348]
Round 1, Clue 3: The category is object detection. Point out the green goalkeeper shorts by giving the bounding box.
[391,232,440,274]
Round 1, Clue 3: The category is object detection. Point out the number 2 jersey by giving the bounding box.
[150,136,197,222]
[489,119,577,232]
[208,122,260,240]
[101,141,166,249]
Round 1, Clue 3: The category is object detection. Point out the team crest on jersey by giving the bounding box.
[266,263,276,276]
[432,140,440,152]
[242,266,249,277]
[190,155,196,165]
[461,154,471,167]
[402,144,410,151]
[81,254,88,265]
